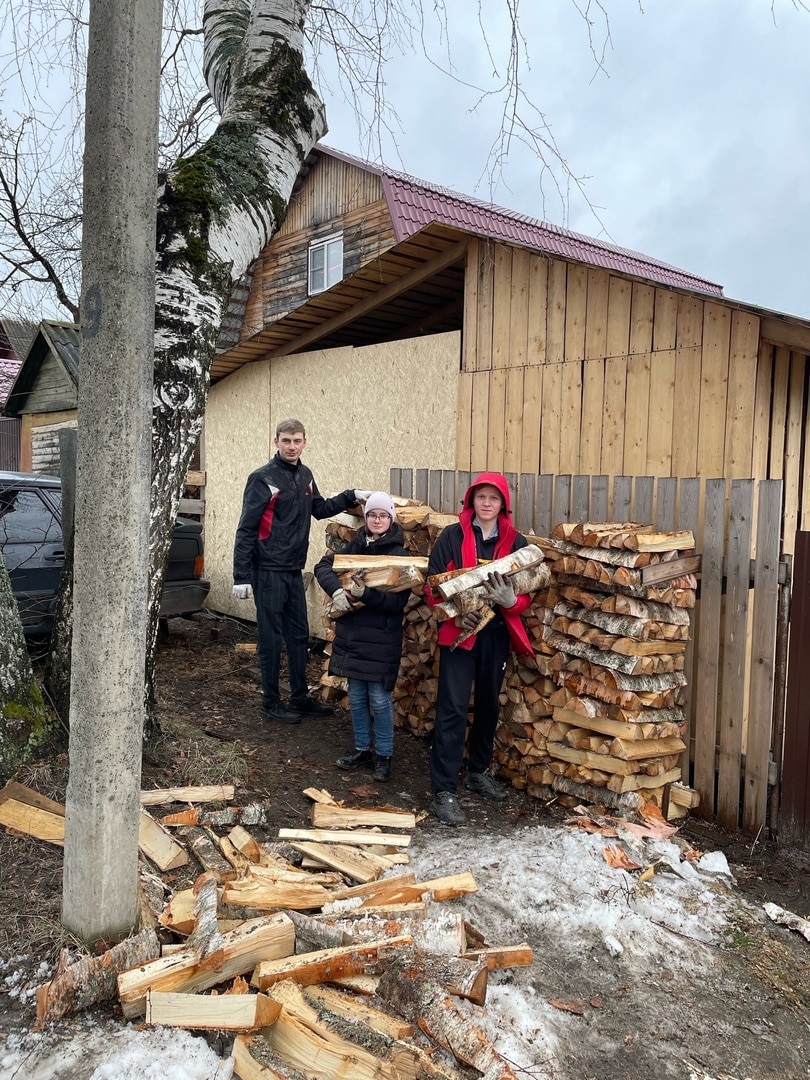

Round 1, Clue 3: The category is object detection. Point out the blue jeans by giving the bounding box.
[347,678,394,756]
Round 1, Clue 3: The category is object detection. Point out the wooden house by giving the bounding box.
[205,146,810,840]
[3,320,79,474]
[206,144,810,613]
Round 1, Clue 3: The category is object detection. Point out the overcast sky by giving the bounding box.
[321,0,810,319]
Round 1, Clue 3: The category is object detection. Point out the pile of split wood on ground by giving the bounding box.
[0,780,531,1079]
[320,507,701,822]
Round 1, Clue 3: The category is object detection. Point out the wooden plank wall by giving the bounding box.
[241,155,395,339]
[458,240,810,553]
[390,468,785,835]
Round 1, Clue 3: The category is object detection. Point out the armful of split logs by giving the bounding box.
[429,545,551,647]
[326,555,429,618]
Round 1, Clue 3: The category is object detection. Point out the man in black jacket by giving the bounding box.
[233,418,369,724]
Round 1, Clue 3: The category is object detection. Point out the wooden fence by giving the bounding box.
[390,469,788,836]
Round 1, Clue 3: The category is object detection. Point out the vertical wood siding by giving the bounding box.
[459,242,810,553]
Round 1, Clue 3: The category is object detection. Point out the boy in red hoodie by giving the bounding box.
[425,473,534,825]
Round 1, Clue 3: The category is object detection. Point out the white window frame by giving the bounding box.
[308,233,344,295]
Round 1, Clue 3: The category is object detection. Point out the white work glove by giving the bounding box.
[331,588,353,614]
[484,570,516,608]
[354,489,373,502]
[349,574,366,599]
[232,584,253,600]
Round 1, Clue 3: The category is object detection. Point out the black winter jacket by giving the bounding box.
[233,453,357,580]
[314,524,409,691]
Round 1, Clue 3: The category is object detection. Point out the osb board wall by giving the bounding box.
[205,332,459,623]
[204,361,271,621]
[240,154,395,340]
[458,239,764,486]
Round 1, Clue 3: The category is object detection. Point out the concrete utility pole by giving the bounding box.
[62,0,163,941]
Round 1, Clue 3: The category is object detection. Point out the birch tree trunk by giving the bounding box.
[46,0,327,725]
[148,0,327,715]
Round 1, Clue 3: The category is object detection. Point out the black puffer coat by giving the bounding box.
[314,523,409,691]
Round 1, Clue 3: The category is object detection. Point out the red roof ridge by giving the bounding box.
[316,143,724,297]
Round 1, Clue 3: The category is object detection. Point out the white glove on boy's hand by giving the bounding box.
[331,588,353,614]
[484,570,516,608]
[232,584,253,600]
[354,489,373,502]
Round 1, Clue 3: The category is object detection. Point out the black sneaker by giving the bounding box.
[336,748,374,770]
[261,702,301,725]
[465,771,507,801]
[430,791,467,826]
[373,755,392,782]
[288,696,333,717]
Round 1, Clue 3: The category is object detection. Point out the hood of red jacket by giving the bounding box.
[461,471,513,516]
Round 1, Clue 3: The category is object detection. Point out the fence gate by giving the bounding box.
[391,469,789,837]
[782,531,810,848]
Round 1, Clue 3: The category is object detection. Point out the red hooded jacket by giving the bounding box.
[425,472,533,655]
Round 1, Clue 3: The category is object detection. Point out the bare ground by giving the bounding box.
[1,612,809,1079]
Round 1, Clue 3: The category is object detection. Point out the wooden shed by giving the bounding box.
[204,145,810,841]
[3,320,79,474]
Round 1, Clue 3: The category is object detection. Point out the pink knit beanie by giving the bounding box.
[363,491,396,521]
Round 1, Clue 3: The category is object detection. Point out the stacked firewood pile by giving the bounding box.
[320,506,700,819]
[1,780,530,1079]
[495,521,700,818]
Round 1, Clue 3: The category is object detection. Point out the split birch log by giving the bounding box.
[600,593,692,623]
[310,804,416,830]
[434,544,547,599]
[220,870,335,911]
[434,562,551,622]
[544,628,683,675]
[139,784,235,806]
[548,538,654,567]
[178,825,237,880]
[257,979,466,1080]
[552,601,684,641]
[231,1034,311,1080]
[146,987,281,1031]
[36,928,161,1027]
[287,840,389,884]
[303,984,415,1040]
[251,936,413,992]
[117,912,295,1019]
[186,871,226,960]
[376,952,519,1079]
[330,871,478,907]
[278,827,411,848]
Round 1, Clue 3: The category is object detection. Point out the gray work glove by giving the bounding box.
[331,588,353,614]
[354,489,373,502]
[232,584,253,600]
[456,610,482,632]
[484,570,516,608]
[349,574,366,599]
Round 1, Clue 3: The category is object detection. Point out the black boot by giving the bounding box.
[373,755,392,782]
[336,748,373,770]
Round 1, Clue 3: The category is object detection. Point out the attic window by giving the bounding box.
[308,234,343,294]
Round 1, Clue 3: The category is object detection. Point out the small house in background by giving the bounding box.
[0,318,37,470]
[3,320,79,475]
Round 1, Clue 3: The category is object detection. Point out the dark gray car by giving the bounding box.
[0,470,210,635]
